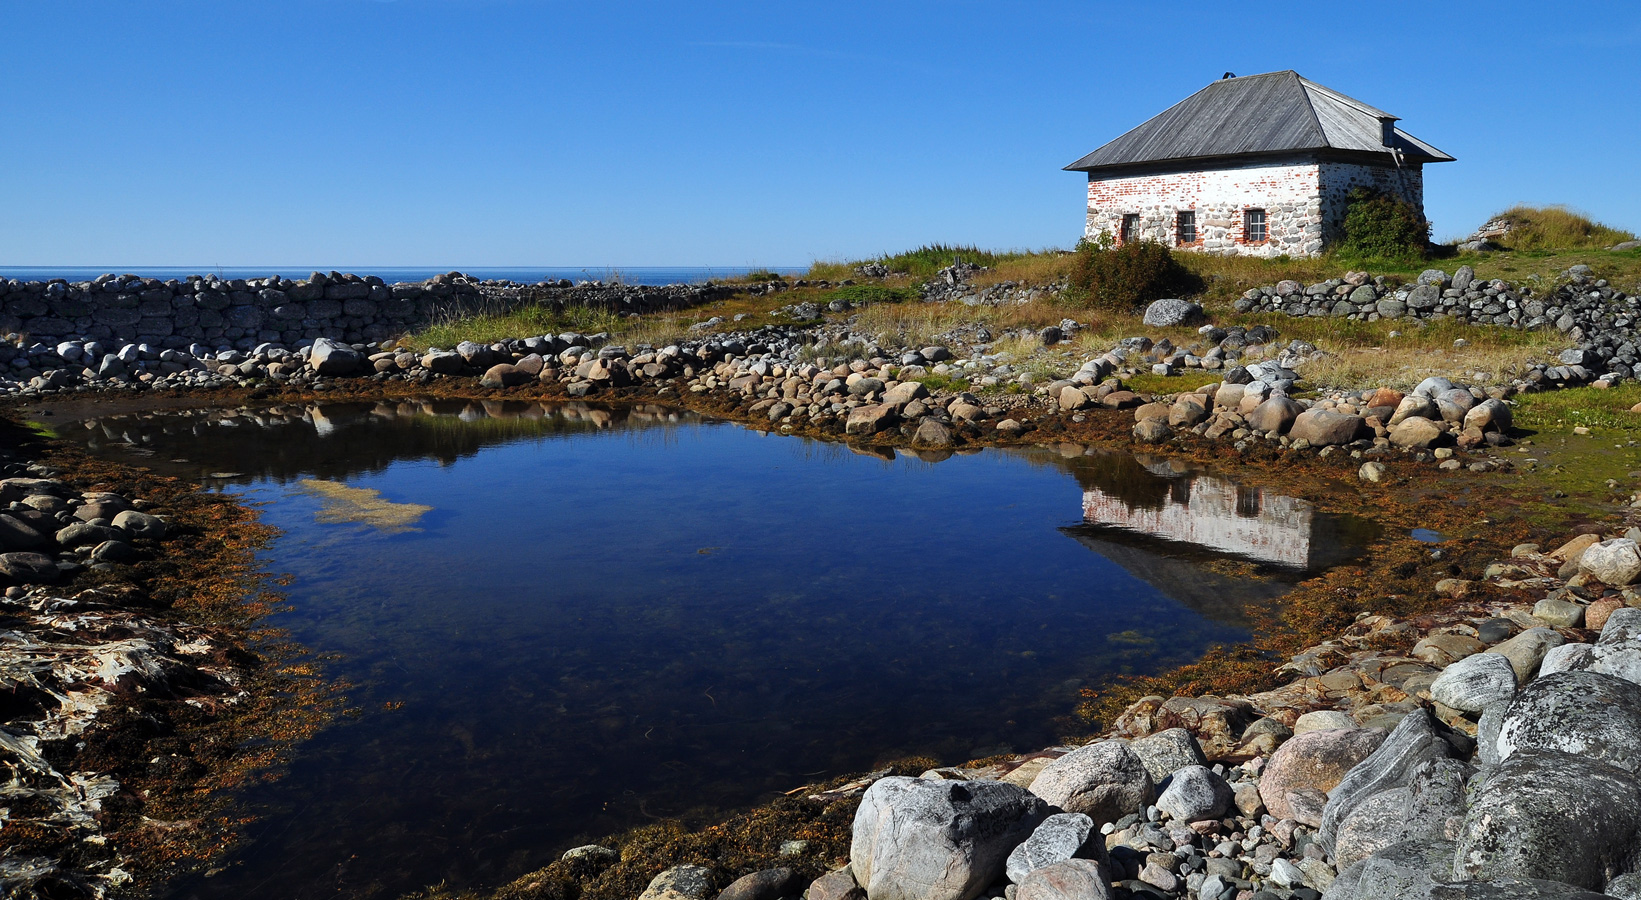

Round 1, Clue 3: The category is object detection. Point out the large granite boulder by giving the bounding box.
[1290,409,1366,446]
[1155,764,1232,823]
[1581,539,1641,586]
[851,776,1049,900]
[1028,741,1154,827]
[1454,748,1641,889]
[1128,727,1207,782]
[1260,728,1385,822]
[1326,838,1614,900]
[1142,299,1204,328]
[1496,671,1641,774]
[1246,397,1303,434]
[309,337,363,376]
[1320,710,1455,854]
[1431,653,1518,714]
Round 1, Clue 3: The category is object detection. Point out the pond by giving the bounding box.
[60,399,1378,900]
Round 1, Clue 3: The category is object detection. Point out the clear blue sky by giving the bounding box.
[4,1,1637,268]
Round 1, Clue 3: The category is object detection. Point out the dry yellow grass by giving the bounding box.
[849,297,1070,349]
[1294,338,1560,391]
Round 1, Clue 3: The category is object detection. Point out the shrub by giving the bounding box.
[1066,233,1199,311]
[1338,188,1429,262]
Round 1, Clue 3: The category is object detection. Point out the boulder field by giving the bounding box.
[608,526,1641,900]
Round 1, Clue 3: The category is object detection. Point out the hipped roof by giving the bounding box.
[1064,70,1454,174]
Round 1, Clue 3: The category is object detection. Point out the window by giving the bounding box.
[1176,210,1197,245]
[1244,208,1267,243]
[1120,214,1140,244]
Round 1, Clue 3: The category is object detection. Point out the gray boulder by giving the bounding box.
[422,350,465,374]
[640,865,716,900]
[1455,748,1641,888]
[1463,398,1514,434]
[1290,409,1366,446]
[1320,710,1455,853]
[1412,377,1453,399]
[1128,727,1207,782]
[0,513,48,550]
[1431,653,1518,713]
[1326,838,1614,900]
[310,338,363,375]
[1496,671,1641,774]
[1246,397,1303,434]
[1332,758,1471,870]
[1028,741,1154,827]
[112,510,166,540]
[1004,812,1102,884]
[0,552,59,584]
[851,776,1049,900]
[1155,764,1232,823]
[1142,299,1204,328]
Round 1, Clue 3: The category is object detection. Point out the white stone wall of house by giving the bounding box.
[1084,160,1325,258]
[1317,161,1427,244]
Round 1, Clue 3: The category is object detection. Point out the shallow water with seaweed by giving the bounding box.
[61,400,1376,900]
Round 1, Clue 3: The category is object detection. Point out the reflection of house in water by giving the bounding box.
[1081,476,1317,569]
[1043,450,1378,628]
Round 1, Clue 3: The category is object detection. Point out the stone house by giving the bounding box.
[1064,70,1453,258]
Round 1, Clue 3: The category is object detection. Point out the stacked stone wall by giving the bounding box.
[0,272,738,352]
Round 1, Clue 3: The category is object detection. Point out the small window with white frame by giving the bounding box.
[1120,214,1140,244]
[1244,208,1267,243]
[1176,210,1196,245]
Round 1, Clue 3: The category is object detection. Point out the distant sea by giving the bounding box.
[0,266,805,286]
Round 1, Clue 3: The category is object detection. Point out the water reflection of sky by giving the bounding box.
[62,402,1372,900]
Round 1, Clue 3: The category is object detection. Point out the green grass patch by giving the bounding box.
[23,420,59,439]
[1123,371,1222,395]
[1515,384,1641,435]
[905,372,971,393]
[872,244,1032,278]
[823,285,919,305]
[1487,206,1635,252]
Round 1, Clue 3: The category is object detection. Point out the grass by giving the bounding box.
[1485,205,1635,252]
[823,285,918,305]
[1516,383,1641,434]
[413,304,632,350]
[808,244,1047,281]
[849,297,1070,351]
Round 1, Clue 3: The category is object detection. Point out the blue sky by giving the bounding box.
[3,1,1637,267]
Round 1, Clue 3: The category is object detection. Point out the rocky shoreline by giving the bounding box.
[4,263,1637,899]
[0,424,333,898]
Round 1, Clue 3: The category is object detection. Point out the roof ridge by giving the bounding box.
[1298,76,1396,121]
[1286,71,1329,149]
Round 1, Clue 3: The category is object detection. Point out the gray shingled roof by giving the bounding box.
[1065,71,1454,173]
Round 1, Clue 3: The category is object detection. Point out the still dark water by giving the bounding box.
[60,401,1376,900]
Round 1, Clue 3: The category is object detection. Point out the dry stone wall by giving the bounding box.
[0,271,740,352]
